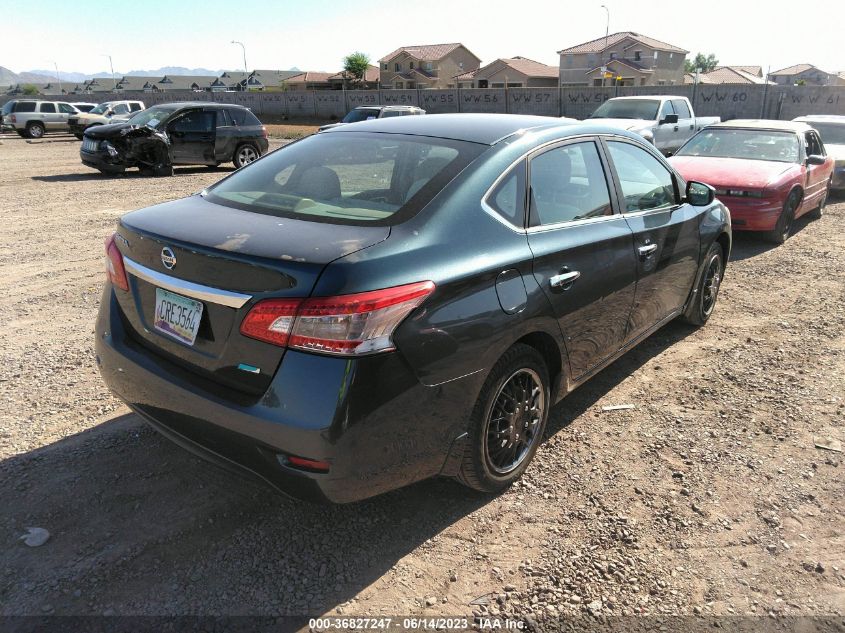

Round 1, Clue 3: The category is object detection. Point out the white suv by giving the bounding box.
[5,100,81,138]
[68,100,145,139]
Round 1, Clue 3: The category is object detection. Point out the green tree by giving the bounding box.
[684,53,719,74]
[342,52,371,88]
[21,84,39,95]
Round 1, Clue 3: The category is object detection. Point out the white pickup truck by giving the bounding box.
[586,95,720,155]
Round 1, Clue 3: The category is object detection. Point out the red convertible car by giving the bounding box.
[669,120,833,243]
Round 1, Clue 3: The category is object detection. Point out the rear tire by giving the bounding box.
[26,122,45,139]
[683,242,724,327]
[456,344,550,493]
[233,143,259,169]
[807,181,830,220]
[764,190,800,244]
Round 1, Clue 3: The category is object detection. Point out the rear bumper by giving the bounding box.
[720,197,782,231]
[94,286,475,503]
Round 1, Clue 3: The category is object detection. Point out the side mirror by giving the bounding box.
[806,154,826,166]
[106,110,114,117]
[661,113,679,125]
[686,180,715,207]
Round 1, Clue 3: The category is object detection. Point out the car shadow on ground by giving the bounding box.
[728,212,818,262]
[0,320,695,617]
[31,166,236,183]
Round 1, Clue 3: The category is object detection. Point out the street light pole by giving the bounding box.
[231,40,248,73]
[52,61,63,95]
[100,54,116,90]
[600,5,610,88]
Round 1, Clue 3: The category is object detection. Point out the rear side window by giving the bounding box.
[227,108,261,126]
[607,141,677,212]
[529,141,612,226]
[40,103,56,113]
[15,102,36,113]
[206,132,483,225]
[487,161,526,227]
[671,99,691,119]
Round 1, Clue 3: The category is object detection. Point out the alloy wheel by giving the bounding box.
[484,368,545,475]
[701,253,722,317]
[238,146,258,165]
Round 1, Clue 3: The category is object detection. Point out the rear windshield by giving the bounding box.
[205,132,484,225]
[590,99,660,120]
[676,128,800,163]
[809,123,845,145]
[342,108,381,123]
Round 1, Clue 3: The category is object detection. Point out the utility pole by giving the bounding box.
[52,61,63,94]
[100,54,116,90]
[600,5,610,88]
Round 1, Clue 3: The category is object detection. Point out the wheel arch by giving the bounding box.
[513,330,565,402]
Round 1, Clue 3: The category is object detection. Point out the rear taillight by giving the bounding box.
[104,234,129,291]
[240,281,435,356]
[10,115,16,123]
[261,126,268,138]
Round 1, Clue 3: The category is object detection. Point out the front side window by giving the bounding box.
[40,103,56,113]
[529,141,612,226]
[607,141,677,213]
[671,99,691,119]
[58,103,76,114]
[205,132,482,225]
[659,100,675,121]
[170,110,214,133]
[808,122,845,145]
[216,109,231,128]
[805,131,824,156]
[112,103,129,115]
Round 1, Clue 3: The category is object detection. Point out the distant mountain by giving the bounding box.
[0,66,59,85]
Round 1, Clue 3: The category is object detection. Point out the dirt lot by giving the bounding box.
[0,132,843,622]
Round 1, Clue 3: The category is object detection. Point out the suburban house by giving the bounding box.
[209,71,250,91]
[152,75,217,91]
[455,57,558,88]
[74,77,119,94]
[114,76,160,92]
[284,72,334,91]
[7,82,66,95]
[558,31,688,86]
[328,65,380,90]
[684,65,772,85]
[241,69,303,91]
[379,43,481,89]
[769,64,845,86]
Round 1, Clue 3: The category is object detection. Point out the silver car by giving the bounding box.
[794,115,845,190]
[3,100,81,138]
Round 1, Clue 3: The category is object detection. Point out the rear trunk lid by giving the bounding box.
[113,195,389,395]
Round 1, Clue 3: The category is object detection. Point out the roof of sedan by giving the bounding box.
[322,113,579,145]
[711,119,813,133]
[794,114,845,124]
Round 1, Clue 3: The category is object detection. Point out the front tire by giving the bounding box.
[233,143,259,169]
[456,344,550,493]
[26,122,45,139]
[683,242,724,327]
[765,190,800,244]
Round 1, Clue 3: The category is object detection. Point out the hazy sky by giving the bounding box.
[4,0,843,76]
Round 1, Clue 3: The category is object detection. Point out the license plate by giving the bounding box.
[154,288,203,346]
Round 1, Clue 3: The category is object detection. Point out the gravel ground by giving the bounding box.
[0,132,843,621]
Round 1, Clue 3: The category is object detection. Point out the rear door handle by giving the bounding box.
[549,270,580,290]
[638,244,658,259]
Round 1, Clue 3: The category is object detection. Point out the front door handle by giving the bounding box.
[638,244,658,259]
[549,270,580,290]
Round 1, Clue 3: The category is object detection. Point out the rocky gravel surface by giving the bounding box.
[0,134,843,623]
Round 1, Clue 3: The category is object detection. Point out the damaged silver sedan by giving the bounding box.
[80,102,269,176]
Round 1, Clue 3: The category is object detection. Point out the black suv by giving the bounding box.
[80,102,269,176]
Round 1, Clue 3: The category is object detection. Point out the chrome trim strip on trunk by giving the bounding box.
[123,257,253,309]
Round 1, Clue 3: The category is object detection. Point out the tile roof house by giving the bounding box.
[328,65,380,90]
[284,71,334,91]
[684,66,772,85]
[769,63,845,86]
[379,43,481,89]
[558,31,688,86]
[455,57,559,88]
[240,70,303,91]
[152,75,217,91]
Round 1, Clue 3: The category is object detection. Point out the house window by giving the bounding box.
[410,61,414,69]
[395,63,401,71]
[669,53,674,61]
[395,82,403,89]
[634,51,642,61]
[424,62,433,71]
[609,52,617,60]
[658,80,666,86]
[383,63,388,70]
[566,55,573,67]
[593,78,603,86]
[654,51,658,60]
